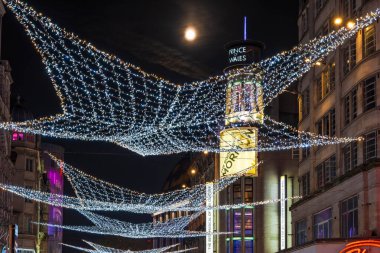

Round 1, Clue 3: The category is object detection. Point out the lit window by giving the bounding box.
[244,178,253,202]
[233,210,242,235]
[317,62,335,101]
[244,209,253,236]
[341,195,358,238]
[233,183,241,204]
[245,239,254,253]
[233,239,241,253]
[364,25,376,58]
[12,132,24,141]
[313,208,332,239]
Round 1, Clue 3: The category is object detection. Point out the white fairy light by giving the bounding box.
[0,154,249,213]
[36,210,230,238]
[0,0,372,155]
[62,241,197,253]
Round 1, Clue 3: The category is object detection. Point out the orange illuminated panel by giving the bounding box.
[339,240,380,253]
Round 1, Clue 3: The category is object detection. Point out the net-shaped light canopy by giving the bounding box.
[1,0,375,155]
[0,154,247,213]
[62,241,197,253]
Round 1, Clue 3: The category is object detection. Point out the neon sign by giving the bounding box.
[339,240,380,253]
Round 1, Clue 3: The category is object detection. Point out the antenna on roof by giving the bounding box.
[244,16,247,41]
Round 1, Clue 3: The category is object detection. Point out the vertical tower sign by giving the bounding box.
[206,183,214,253]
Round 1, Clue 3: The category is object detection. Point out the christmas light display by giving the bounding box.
[62,241,197,253]
[0,154,250,213]
[0,0,374,155]
[36,210,229,238]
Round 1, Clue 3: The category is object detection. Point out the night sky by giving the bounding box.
[2,0,299,251]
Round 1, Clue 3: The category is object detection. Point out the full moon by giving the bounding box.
[184,27,197,41]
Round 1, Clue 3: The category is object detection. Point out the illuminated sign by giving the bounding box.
[280,176,287,250]
[228,46,248,64]
[339,240,380,253]
[206,183,214,253]
[220,127,258,177]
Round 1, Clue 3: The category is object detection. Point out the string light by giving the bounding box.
[62,241,197,253]
[36,210,230,238]
[0,154,250,213]
[0,0,373,155]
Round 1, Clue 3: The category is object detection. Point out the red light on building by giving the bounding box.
[339,240,380,253]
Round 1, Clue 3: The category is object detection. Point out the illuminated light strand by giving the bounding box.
[62,241,197,253]
[0,0,371,155]
[0,154,251,213]
[36,210,230,238]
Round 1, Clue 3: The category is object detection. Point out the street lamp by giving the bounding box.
[191,169,196,175]
[334,17,343,26]
[347,20,356,29]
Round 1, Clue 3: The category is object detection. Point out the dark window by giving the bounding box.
[344,88,358,125]
[364,131,377,162]
[316,155,336,188]
[343,0,357,18]
[341,196,358,238]
[302,147,311,160]
[364,25,376,58]
[313,208,332,239]
[343,38,356,75]
[26,158,34,172]
[316,109,335,137]
[244,178,253,202]
[315,0,327,15]
[233,183,242,204]
[300,172,310,196]
[299,88,310,121]
[296,219,307,245]
[344,142,358,173]
[364,76,376,112]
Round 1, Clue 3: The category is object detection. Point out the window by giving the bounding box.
[296,219,307,245]
[317,63,335,101]
[364,131,377,162]
[12,132,24,141]
[233,239,242,253]
[313,208,332,239]
[315,0,327,15]
[233,183,241,204]
[301,9,308,35]
[300,172,310,196]
[341,195,358,238]
[26,158,34,172]
[343,38,356,75]
[245,209,253,236]
[364,25,376,58]
[344,142,358,173]
[245,240,254,253]
[316,155,336,188]
[299,88,310,122]
[343,0,357,18]
[364,76,376,112]
[24,215,33,234]
[244,178,253,202]
[17,249,35,253]
[316,109,335,137]
[302,147,311,160]
[344,88,358,125]
[233,210,242,234]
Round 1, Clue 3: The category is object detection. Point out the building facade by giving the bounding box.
[0,1,15,251]
[10,101,64,253]
[288,0,380,252]
[153,152,215,252]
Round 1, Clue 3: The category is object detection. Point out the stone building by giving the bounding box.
[0,1,15,251]
[10,101,64,253]
[286,0,380,252]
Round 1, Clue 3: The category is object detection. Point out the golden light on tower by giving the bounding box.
[334,17,343,26]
